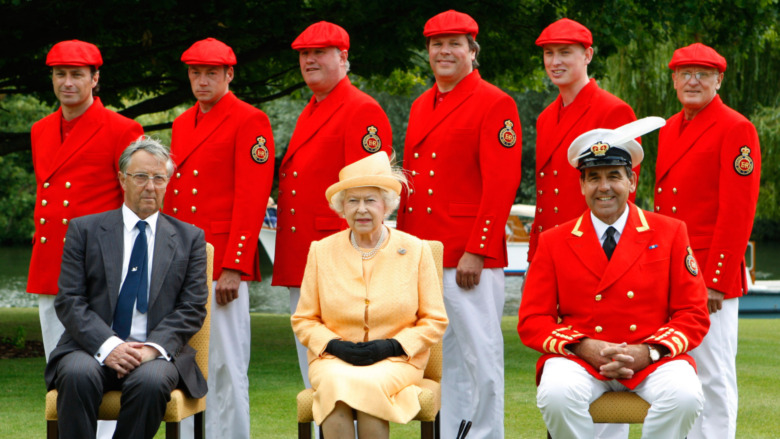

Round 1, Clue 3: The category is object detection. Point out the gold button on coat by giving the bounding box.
[41,237,47,243]
[40,218,46,224]
[234,259,240,263]
[595,294,602,301]
[43,182,50,188]
[192,189,198,195]
[595,326,603,333]
[42,200,48,206]
[193,170,199,176]
[427,208,432,214]
[630,324,637,331]
[63,200,69,207]
[429,170,434,177]
[62,219,68,225]
[65,182,71,188]
[627,291,634,298]
[479,244,485,249]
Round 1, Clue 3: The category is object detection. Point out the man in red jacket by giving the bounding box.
[29,40,143,363]
[519,118,709,438]
[529,18,638,264]
[654,43,761,439]
[396,10,522,438]
[276,21,392,389]
[164,38,274,439]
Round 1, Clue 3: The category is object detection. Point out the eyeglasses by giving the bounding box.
[676,71,717,82]
[124,172,169,188]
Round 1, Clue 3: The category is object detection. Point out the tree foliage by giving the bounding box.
[0,0,778,243]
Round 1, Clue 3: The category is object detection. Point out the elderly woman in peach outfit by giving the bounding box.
[291,153,448,439]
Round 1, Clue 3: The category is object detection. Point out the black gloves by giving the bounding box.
[325,338,404,366]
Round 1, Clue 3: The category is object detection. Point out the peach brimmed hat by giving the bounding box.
[325,153,400,203]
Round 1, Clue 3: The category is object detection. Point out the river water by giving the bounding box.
[3,242,779,315]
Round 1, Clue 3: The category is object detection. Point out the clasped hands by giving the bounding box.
[326,339,404,366]
[104,342,161,378]
[571,338,653,380]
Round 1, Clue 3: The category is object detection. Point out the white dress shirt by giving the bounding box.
[591,206,630,247]
[95,205,169,364]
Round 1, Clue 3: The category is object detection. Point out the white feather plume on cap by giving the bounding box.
[567,116,666,169]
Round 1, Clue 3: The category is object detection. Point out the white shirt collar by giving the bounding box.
[591,205,630,244]
[122,204,158,236]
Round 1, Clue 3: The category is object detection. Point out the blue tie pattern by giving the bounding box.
[112,220,149,339]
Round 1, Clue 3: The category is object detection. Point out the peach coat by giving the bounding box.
[292,228,448,423]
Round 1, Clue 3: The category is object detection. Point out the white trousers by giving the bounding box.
[39,295,65,362]
[538,357,703,439]
[289,287,312,388]
[182,280,251,439]
[687,297,739,439]
[440,268,505,439]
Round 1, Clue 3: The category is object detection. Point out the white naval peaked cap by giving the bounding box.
[567,116,666,169]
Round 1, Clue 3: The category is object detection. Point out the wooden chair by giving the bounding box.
[546,391,650,438]
[46,243,214,439]
[297,240,444,439]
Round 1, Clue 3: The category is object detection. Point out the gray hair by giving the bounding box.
[467,35,480,69]
[118,136,175,176]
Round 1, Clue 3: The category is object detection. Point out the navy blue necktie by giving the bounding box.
[113,220,149,339]
[603,226,617,260]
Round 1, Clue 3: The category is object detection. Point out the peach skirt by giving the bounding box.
[309,356,423,425]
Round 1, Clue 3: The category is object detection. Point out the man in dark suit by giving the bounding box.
[44,137,208,439]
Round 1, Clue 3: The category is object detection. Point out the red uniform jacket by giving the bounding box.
[654,95,760,300]
[529,79,638,262]
[272,76,392,287]
[164,92,274,281]
[28,98,143,295]
[518,203,709,389]
[396,71,522,268]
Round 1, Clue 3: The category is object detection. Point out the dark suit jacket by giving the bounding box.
[45,208,209,398]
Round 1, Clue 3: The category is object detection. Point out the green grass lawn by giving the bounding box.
[1,308,778,438]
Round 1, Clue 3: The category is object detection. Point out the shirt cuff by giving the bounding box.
[94,336,124,365]
[144,342,170,361]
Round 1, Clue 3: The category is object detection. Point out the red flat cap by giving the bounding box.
[669,43,727,72]
[181,38,237,66]
[535,18,592,48]
[46,40,103,68]
[423,10,478,39]
[292,21,350,51]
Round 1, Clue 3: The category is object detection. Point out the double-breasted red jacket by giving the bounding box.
[518,203,709,389]
[396,71,522,268]
[164,92,274,281]
[654,95,760,300]
[272,76,392,288]
[529,79,638,262]
[28,98,143,295]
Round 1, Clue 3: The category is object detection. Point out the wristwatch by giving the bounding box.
[647,344,661,363]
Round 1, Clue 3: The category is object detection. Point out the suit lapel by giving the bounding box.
[148,214,177,310]
[97,209,125,313]
[595,204,654,292]
[404,70,480,149]
[284,77,351,164]
[176,92,236,167]
[656,96,722,180]
[44,98,106,181]
[537,79,598,169]
[566,213,607,278]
